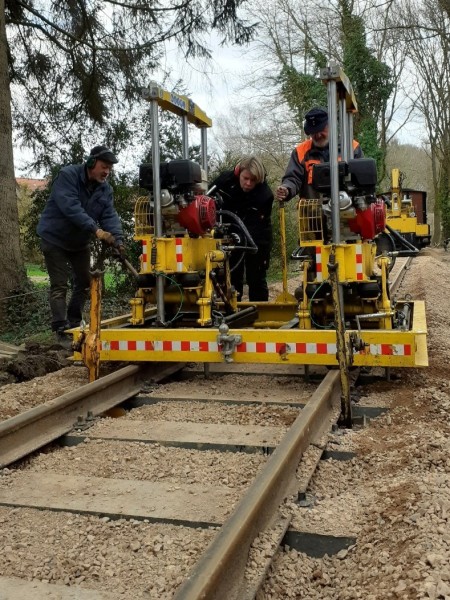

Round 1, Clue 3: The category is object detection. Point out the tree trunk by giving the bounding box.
[0,0,26,316]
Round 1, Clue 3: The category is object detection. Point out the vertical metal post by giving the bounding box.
[279,202,289,299]
[340,95,349,163]
[200,127,208,175]
[347,113,355,159]
[181,115,189,159]
[150,97,166,324]
[327,75,340,244]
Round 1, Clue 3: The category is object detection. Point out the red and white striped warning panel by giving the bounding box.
[366,344,412,356]
[235,342,337,354]
[355,244,364,280]
[141,240,149,269]
[101,339,412,356]
[175,237,183,272]
[100,340,338,355]
[316,247,323,282]
[140,238,184,271]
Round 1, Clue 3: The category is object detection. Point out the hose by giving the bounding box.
[217,209,258,254]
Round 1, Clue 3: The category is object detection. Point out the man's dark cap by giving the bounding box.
[89,145,118,164]
[303,107,328,135]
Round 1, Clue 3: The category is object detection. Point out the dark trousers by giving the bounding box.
[231,246,270,301]
[40,240,91,331]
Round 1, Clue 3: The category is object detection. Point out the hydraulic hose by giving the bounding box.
[385,224,419,255]
[217,209,258,254]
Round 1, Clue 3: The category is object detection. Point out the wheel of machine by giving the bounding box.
[136,274,156,288]
[375,232,396,271]
[305,282,331,299]
[178,272,202,287]
[357,282,381,299]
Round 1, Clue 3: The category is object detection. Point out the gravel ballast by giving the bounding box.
[0,249,448,599]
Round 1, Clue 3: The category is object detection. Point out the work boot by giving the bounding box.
[55,328,73,350]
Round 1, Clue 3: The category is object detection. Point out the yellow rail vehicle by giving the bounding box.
[71,70,427,426]
[382,168,431,253]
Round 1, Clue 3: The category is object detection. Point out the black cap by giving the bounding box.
[303,108,328,135]
[89,145,118,164]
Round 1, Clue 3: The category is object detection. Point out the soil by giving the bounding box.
[0,341,73,387]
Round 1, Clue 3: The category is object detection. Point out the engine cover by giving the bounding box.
[348,199,386,240]
[177,195,216,235]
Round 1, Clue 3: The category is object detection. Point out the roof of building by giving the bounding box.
[16,178,47,191]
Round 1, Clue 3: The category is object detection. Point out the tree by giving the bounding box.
[1,0,26,315]
[340,0,394,177]
[1,0,255,305]
[394,0,450,242]
[242,0,408,180]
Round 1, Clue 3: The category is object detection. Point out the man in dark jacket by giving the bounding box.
[276,107,363,202]
[212,156,273,301]
[37,145,124,344]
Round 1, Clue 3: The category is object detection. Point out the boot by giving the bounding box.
[55,328,73,350]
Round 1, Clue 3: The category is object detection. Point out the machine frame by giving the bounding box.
[71,71,428,410]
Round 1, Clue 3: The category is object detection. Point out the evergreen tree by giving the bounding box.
[0,0,255,303]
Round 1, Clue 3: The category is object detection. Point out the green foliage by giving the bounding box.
[0,280,52,342]
[0,276,133,344]
[276,1,393,174]
[6,0,255,172]
[208,149,243,183]
[268,201,299,280]
[26,264,46,277]
[358,117,383,178]
[437,164,450,238]
[340,0,393,172]
[278,65,327,132]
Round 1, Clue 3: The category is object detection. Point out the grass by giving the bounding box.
[26,263,47,277]
[0,266,130,345]
[25,264,125,291]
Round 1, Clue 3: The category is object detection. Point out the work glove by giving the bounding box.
[96,229,116,246]
[116,244,126,257]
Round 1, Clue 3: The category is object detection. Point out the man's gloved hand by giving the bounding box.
[96,229,116,245]
[117,244,126,257]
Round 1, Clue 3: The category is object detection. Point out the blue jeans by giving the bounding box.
[40,240,91,331]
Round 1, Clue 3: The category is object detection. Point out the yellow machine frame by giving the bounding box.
[71,71,428,388]
[385,168,430,244]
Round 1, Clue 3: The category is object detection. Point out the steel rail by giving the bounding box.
[0,362,183,468]
[173,369,340,600]
[390,256,412,297]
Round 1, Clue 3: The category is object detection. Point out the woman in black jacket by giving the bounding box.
[212,156,273,301]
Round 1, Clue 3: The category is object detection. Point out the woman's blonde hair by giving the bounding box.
[236,156,266,185]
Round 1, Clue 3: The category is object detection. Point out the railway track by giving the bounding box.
[0,259,411,600]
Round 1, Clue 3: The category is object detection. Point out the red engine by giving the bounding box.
[177,195,217,235]
[348,199,386,240]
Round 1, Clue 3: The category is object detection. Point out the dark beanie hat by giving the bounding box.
[89,145,118,164]
[303,107,328,135]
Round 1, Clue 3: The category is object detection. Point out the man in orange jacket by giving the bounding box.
[276,107,363,202]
